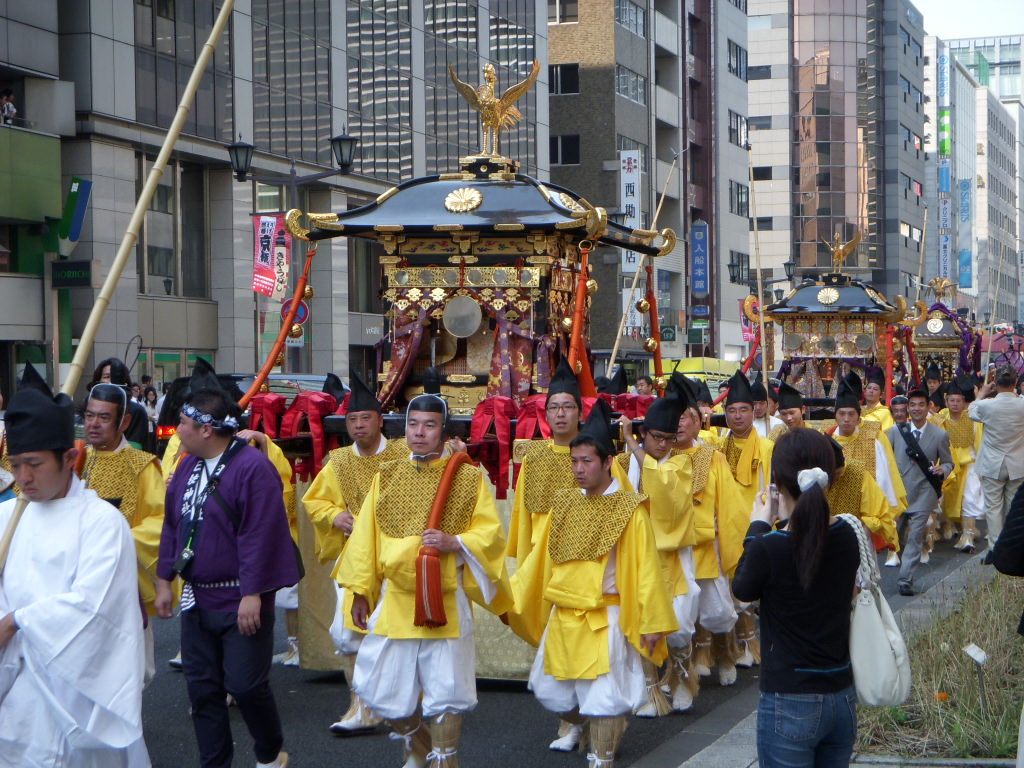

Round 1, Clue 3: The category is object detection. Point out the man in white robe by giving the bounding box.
[0,362,148,767]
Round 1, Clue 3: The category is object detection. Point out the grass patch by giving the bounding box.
[857,577,1024,758]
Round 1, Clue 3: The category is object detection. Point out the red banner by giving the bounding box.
[252,214,290,299]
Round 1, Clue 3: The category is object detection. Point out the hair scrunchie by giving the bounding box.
[797,467,829,493]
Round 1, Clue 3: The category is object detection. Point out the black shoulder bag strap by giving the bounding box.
[210,483,306,581]
[896,422,944,495]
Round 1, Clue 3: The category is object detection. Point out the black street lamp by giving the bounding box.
[225,129,361,209]
[330,131,359,174]
[227,136,255,181]
[783,259,795,281]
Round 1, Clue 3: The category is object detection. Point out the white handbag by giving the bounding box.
[837,514,912,707]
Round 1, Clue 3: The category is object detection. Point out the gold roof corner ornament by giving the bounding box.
[928,277,957,304]
[821,230,861,273]
[448,59,540,159]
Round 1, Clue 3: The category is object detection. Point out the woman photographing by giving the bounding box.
[732,428,860,768]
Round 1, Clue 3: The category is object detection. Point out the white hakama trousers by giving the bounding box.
[352,581,477,720]
[528,605,646,717]
[329,584,365,655]
[667,548,701,649]
[695,541,739,634]
[961,466,986,520]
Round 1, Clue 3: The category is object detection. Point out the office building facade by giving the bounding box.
[0,0,547,396]
[547,0,749,365]
[747,0,928,303]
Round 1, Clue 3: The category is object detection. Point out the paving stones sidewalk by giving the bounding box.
[633,551,1005,768]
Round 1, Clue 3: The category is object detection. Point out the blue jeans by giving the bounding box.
[756,685,857,768]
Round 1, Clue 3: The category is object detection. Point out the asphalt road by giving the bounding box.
[141,532,976,767]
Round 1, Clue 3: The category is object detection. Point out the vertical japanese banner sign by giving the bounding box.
[252,214,290,300]
[937,45,950,109]
[619,150,642,274]
[690,219,709,298]
[938,234,952,278]
[739,298,757,342]
[622,290,643,338]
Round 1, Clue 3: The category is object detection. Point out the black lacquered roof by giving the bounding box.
[295,169,666,256]
[767,273,897,316]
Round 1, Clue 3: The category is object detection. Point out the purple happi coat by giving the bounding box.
[158,444,300,612]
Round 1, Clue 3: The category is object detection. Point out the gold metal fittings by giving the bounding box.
[817,287,840,305]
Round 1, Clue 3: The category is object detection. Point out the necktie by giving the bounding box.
[913,429,921,441]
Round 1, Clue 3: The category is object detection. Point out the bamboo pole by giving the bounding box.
[914,206,929,304]
[747,144,770,436]
[60,0,237,396]
[983,244,1010,372]
[607,152,680,375]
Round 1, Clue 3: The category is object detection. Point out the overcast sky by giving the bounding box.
[914,0,1021,41]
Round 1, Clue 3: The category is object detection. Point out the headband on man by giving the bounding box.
[181,402,239,431]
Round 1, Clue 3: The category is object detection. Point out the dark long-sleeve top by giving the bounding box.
[732,517,859,693]
[158,444,300,611]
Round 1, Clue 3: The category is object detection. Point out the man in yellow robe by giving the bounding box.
[508,357,627,748]
[830,371,906,516]
[675,375,749,694]
[617,389,712,714]
[720,369,772,667]
[861,369,894,432]
[942,376,985,551]
[506,356,586,568]
[674,379,749,689]
[80,381,165,684]
[509,398,677,768]
[336,394,511,768]
[303,372,406,735]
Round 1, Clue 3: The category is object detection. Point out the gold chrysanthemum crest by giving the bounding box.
[444,187,483,213]
[817,287,840,305]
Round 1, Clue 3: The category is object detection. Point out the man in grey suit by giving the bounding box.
[969,365,1024,549]
[888,388,953,596]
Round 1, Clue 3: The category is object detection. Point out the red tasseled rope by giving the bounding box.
[414,451,476,628]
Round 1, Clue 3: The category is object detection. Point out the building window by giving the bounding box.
[615,0,646,37]
[549,63,580,94]
[548,0,578,23]
[752,166,772,181]
[135,155,209,299]
[746,65,771,80]
[750,216,774,230]
[728,0,748,12]
[748,115,772,130]
[729,180,749,216]
[729,250,750,283]
[550,134,581,165]
[135,0,233,141]
[617,135,649,173]
[728,40,747,81]
[615,64,648,105]
[728,110,748,147]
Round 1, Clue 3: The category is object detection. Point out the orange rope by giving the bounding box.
[239,246,317,409]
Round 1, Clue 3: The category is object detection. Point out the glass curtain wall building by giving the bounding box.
[791,0,883,272]
[345,0,543,184]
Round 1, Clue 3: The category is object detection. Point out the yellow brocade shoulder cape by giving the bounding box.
[302,437,409,564]
[508,489,677,679]
[506,439,629,566]
[83,445,165,610]
[335,455,511,640]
